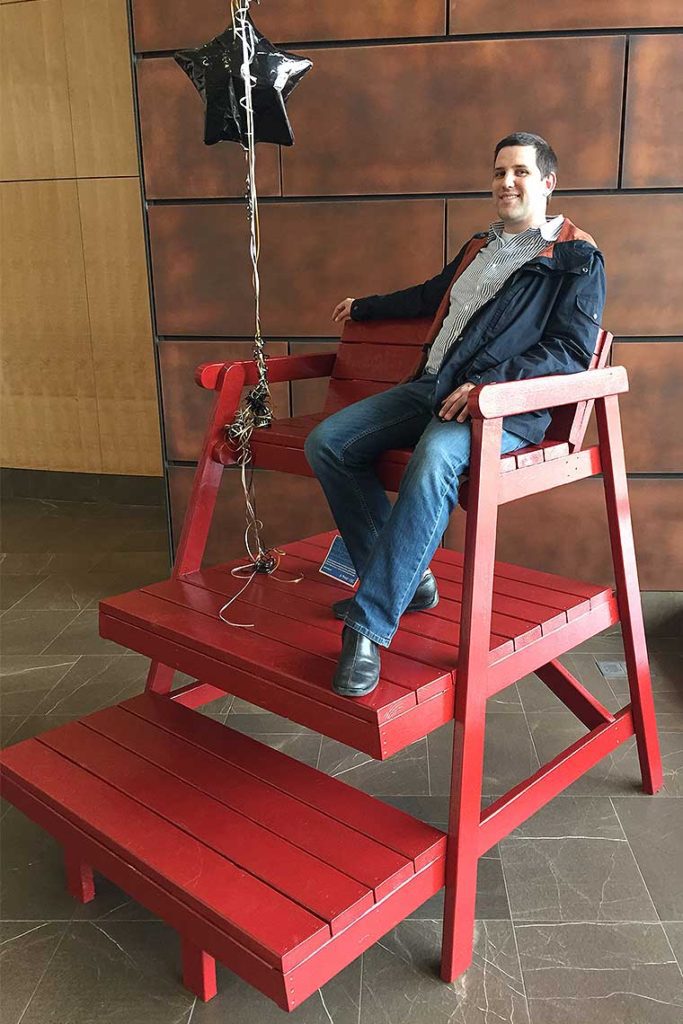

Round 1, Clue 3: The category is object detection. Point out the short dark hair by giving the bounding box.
[494,132,558,178]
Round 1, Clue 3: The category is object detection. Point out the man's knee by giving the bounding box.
[304,419,339,469]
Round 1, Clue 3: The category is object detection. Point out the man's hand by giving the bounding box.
[438,382,477,422]
[332,297,356,323]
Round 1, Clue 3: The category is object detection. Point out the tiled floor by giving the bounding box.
[1,495,682,1024]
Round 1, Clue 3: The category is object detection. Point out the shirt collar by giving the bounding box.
[488,214,565,243]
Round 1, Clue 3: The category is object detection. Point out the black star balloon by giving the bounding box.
[175,15,312,147]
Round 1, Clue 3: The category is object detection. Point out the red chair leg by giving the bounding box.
[181,938,217,1002]
[64,850,95,904]
[596,395,663,794]
[441,418,502,981]
[145,661,175,695]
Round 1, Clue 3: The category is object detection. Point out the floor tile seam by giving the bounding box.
[31,608,84,657]
[1,575,53,616]
[22,655,86,719]
[497,851,532,1016]
[609,794,682,968]
[14,920,70,1024]
[660,921,683,982]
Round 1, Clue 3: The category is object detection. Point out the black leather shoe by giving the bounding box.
[332,570,439,621]
[332,626,381,697]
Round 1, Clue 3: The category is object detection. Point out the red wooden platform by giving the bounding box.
[0,693,445,1011]
[99,530,619,759]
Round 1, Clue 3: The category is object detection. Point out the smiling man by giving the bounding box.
[305,131,606,697]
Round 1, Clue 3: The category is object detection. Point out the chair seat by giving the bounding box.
[99,531,618,759]
[0,694,445,1011]
[249,414,571,486]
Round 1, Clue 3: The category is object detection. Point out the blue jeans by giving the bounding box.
[304,372,526,647]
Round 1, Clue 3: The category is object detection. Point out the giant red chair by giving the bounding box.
[0,312,662,1009]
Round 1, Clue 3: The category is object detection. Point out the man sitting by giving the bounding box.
[304,131,606,698]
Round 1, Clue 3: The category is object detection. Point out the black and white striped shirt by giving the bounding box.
[424,214,565,374]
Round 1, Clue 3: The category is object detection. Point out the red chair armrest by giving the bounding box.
[195,353,337,391]
[467,366,628,420]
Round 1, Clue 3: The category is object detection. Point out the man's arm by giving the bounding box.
[468,250,607,387]
[350,239,473,321]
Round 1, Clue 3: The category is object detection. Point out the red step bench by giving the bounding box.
[0,693,445,1012]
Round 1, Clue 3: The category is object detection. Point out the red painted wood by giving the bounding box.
[332,343,422,383]
[469,365,628,420]
[78,705,415,898]
[340,317,432,346]
[102,589,417,724]
[479,709,635,855]
[170,681,226,707]
[441,416,502,983]
[496,446,603,505]
[182,938,217,1002]
[596,394,663,794]
[123,695,446,870]
[195,353,336,391]
[534,659,615,729]
[0,740,331,970]
[0,774,291,1010]
[64,849,95,903]
[100,614,386,758]
[41,722,376,933]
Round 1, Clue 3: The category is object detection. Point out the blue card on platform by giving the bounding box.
[319,535,358,588]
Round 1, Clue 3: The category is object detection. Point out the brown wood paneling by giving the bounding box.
[159,341,290,462]
[149,199,444,337]
[132,0,445,53]
[444,478,682,591]
[282,38,624,196]
[136,58,281,199]
[450,1,683,33]
[582,342,683,473]
[447,194,683,337]
[78,178,161,476]
[0,181,101,472]
[623,34,683,188]
[169,466,336,566]
[0,0,75,180]
[61,0,138,177]
[290,342,339,416]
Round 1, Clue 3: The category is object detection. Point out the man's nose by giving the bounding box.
[503,172,516,188]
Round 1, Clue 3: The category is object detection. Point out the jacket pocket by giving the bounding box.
[575,292,601,325]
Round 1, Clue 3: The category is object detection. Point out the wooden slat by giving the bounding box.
[340,318,432,346]
[101,589,416,724]
[81,705,417,897]
[0,773,290,1009]
[0,739,330,971]
[41,720,375,932]
[324,378,390,414]
[100,614,386,757]
[332,343,423,383]
[124,694,446,870]
[140,577,447,694]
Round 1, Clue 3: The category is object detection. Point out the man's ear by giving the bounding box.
[545,171,557,197]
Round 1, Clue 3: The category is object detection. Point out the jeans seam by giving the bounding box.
[338,408,429,541]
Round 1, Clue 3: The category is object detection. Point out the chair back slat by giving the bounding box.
[544,329,613,451]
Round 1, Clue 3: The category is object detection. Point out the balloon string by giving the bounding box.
[221,0,294,627]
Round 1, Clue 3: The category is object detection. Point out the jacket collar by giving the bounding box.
[537,217,598,260]
[488,213,565,244]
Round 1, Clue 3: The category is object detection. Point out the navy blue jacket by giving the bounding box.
[350,218,606,445]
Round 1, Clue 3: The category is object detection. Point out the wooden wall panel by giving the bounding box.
[282,37,625,195]
[77,178,161,476]
[169,466,336,566]
[444,479,683,591]
[623,34,683,188]
[136,58,281,199]
[447,194,683,337]
[149,199,445,337]
[61,0,138,177]
[450,1,683,33]
[0,181,101,472]
[583,342,683,473]
[132,0,445,52]
[0,0,75,180]
[159,340,289,462]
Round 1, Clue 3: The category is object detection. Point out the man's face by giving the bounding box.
[492,145,557,231]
